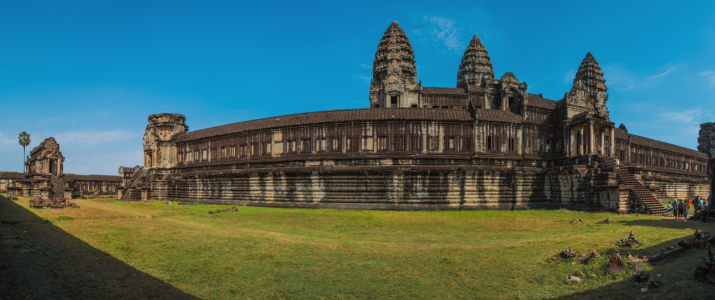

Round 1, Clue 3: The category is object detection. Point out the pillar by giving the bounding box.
[578,126,584,155]
[600,129,605,153]
[588,121,594,154]
[610,127,615,156]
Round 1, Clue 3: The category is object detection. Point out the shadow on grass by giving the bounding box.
[0,195,200,300]
[552,229,715,299]
[618,218,713,230]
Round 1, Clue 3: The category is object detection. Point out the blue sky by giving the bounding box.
[1,0,714,174]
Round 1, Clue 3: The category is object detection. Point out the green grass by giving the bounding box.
[1,195,714,299]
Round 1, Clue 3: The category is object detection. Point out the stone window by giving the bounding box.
[202,150,207,161]
[394,135,407,151]
[446,137,455,150]
[410,135,422,151]
[532,138,540,153]
[460,137,471,151]
[390,96,398,106]
[428,136,439,151]
[331,137,342,152]
[346,137,359,152]
[508,138,516,152]
[378,136,388,151]
[487,136,500,151]
[194,150,199,162]
[264,143,271,155]
[230,146,236,157]
[301,139,312,153]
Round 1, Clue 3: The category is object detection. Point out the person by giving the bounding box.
[684,198,690,221]
[598,145,602,155]
[609,145,614,157]
[701,197,708,212]
[666,202,673,212]
[615,158,620,170]
[672,199,679,219]
[694,195,701,213]
[687,197,693,216]
[678,199,685,221]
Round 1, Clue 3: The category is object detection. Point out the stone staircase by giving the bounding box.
[599,155,667,215]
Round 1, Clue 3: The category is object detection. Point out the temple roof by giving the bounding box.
[457,35,494,88]
[176,108,473,142]
[614,128,707,159]
[475,108,523,123]
[574,52,607,99]
[372,21,416,86]
[64,174,122,182]
[0,171,23,179]
[422,87,467,95]
[526,93,558,109]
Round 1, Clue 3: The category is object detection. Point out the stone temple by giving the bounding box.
[118,21,710,214]
[5,137,122,199]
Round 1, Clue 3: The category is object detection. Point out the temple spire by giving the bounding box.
[457,35,494,88]
[372,21,417,88]
[574,52,607,100]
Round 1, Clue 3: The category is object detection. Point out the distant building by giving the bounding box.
[6,137,121,199]
[119,21,709,213]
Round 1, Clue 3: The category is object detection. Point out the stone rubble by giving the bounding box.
[618,231,641,248]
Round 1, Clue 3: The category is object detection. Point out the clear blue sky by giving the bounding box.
[1,0,714,174]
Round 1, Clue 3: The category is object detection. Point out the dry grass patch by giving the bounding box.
[1,195,714,299]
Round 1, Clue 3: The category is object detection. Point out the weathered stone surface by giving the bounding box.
[114,21,710,211]
[695,246,715,284]
[608,251,626,274]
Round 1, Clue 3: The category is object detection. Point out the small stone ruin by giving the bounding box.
[607,250,626,274]
[208,206,239,215]
[599,217,614,224]
[695,246,715,284]
[618,231,641,248]
[28,195,79,209]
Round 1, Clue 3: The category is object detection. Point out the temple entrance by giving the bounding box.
[49,160,56,175]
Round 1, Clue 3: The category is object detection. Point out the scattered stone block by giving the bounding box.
[560,247,576,258]
[608,251,626,274]
[695,246,715,284]
[618,231,641,248]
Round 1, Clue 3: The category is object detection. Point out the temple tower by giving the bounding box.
[369,21,421,108]
[142,113,188,170]
[574,53,607,101]
[457,35,495,88]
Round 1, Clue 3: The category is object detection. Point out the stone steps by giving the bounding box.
[599,155,666,215]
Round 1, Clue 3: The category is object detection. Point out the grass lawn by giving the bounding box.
[1,194,714,299]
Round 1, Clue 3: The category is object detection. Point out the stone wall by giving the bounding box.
[147,161,632,212]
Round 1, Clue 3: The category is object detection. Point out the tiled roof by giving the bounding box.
[177,108,473,142]
[65,174,122,182]
[0,171,23,179]
[422,87,467,95]
[630,134,708,159]
[526,93,558,109]
[615,128,707,159]
[467,85,486,93]
[475,108,523,123]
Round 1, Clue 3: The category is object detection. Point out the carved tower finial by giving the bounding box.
[574,52,607,100]
[369,21,418,108]
[457,35,494,88]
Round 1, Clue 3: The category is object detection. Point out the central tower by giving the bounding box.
[369,21,421,108]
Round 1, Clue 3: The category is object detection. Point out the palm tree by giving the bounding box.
[18,132,30,173]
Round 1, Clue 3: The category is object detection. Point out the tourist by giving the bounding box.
[678,199,685,220]
[687,197,693,216]
[672,199,678,219]
[693,196,699,213]
[615,158,620,170]
[684,198,690,220]
[666,202,673,212]
[597,145,602,155]
[701,197,708,212]
[609,145,613,157]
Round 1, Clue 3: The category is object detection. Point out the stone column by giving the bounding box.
[564,126,570,156]
[588,121,594,154]
[600,129,605,153]
[578,126,584,155]
[610,127,615,156]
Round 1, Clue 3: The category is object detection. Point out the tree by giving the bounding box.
[18,131,30,173]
